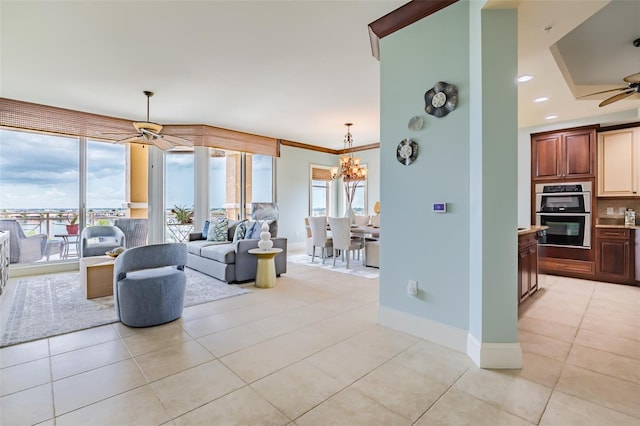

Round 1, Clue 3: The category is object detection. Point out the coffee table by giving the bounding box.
[248,248,283,288]
[80,255,115,299]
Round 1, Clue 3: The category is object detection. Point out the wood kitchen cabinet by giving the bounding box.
[518,231,539,303]
[531,126,596,181]
[596,228,635,284]
[597,127,640,197]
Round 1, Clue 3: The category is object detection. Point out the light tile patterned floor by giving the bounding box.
[1,262,639,425]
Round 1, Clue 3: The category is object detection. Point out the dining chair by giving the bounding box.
[307,216,332,264]
[328,216,364,269]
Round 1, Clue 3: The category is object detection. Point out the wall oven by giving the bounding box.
[535,182,592,249]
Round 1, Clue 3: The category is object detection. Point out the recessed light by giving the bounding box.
[518,75,533,83]
[534,97,549,103]
[545,115,558,120]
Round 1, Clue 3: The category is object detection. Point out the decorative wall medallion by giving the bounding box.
[408,115,424,131]
[396,139,418,165]
[424,81,458,117]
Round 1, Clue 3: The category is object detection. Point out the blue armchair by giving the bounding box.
[80,225,125,257]
[0,219,47,264]
[114,218,148,248]
[113,243,187,327]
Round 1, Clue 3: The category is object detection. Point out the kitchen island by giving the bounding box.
[517,226,548,305]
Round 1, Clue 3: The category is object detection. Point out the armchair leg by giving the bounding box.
[312,246,316,263]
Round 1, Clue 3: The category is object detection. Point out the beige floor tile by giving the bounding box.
[352,359,448,422]
[52,359,147,415]
[173,385,289,426]
[574,328,640,360]
[122,323,192,356]
[306,340,389,386]
[135,340,214,382]
[518,329,572,361]
[515,352,564,388]
[521,304,584,328]
[0,357,50,396]
[540,390,638,426]
[150,359,244,418]
[585,306,639,327]
[0,383,53,426]
[220,337,308,383]
[295,387,411,426]
[0,339,49,368]
[51,339,131,380]
[454,367,552,424]
[197,323,270,357]
[517,316,578,343]
[579,314,640,341]
[34,419,55,426]
[55,385,170,426]
[269,326,337,359]
[312,296,369,314]
[180,312,238,338]
[556,364,640,418]
[415,387,532,426]
[567,344,640,384]
[345,325,419,359]
[49,324,120,355]
[250,305,337,338]
[392,339,472,387]
[251,360,345,419]
[308,313,376,341]
[587,296,640,316]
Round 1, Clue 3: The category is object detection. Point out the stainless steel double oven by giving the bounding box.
[535,181,592,249]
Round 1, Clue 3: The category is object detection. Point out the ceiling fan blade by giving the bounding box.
[162,134,192,146]
[578,87,628,98]
[114,135,146,145]
[153,138,176,151]
[599,90,635,107]
[623,72,640,84]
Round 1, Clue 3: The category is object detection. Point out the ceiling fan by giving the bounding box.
[579,72,640,107]
[107,91,192,151]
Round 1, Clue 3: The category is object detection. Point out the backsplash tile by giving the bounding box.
[596,198,640,219]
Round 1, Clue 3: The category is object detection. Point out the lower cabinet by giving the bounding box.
[518,232,539,304]
[596,228,635,284]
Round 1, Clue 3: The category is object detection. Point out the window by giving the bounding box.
[166,151,194,242]
[86,140,126,227]
[310,166,333,216]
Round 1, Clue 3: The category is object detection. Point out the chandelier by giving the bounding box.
[331,123,367,217]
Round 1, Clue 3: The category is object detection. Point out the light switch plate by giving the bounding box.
[606,207,614,215]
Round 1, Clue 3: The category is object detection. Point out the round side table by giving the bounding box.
[248,248,283,288]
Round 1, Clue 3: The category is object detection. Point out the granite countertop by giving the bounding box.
[517,225,548,236]
[595,218,639,230]
[595,224,640,230]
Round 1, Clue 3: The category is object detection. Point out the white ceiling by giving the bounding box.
[1,1,639,150]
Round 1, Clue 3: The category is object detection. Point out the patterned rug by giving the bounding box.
[288,253,379,279]
[0,268,249,347]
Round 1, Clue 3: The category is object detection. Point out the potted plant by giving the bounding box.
[168,205,194,242]
[66,213,79,235]
[171,205,193,224]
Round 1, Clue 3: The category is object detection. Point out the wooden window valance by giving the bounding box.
[311,167,333,182]
[0,98,279,157]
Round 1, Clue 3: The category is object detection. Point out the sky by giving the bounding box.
[0,129,273,211]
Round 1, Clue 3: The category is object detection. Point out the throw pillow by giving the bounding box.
[207,218,229,241]
[201,220,210,240]
[244,220,262,240]
[233,220,249,243]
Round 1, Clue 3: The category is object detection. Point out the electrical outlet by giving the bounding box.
[407,280,418,296]
[619,207,627,215]
[606,207,614,215]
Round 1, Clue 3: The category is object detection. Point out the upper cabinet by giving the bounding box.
[531,126,596,181]
[597,127,640,197]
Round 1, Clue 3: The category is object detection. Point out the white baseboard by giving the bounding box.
[467,333,522,369]
[378,306,522,369]
[377,306,468,353]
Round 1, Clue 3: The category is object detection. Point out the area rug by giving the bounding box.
[0,268,249,347]
[288,253,379,279]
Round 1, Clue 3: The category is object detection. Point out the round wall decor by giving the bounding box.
[396,139,418,165]
[408,115,424,131]
[424,81,458,117]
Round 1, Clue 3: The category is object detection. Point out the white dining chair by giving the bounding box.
[328,217,363,269]
[307,216,333,264]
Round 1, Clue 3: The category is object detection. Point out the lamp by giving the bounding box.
[331,123,367,223]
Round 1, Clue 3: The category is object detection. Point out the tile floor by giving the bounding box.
[0,261,639,425]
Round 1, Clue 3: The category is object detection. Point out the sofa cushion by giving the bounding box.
[207,218,228,241]
[227,219,243,241]
[187,240,228,256]
[201,220,210,239]
[200,243,236,263]
[244,220,262,239]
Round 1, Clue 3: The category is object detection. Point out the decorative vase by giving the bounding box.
[257,220,273,250]
[344,204,355,225]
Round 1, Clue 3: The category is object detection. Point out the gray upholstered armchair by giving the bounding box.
[114,218,148,248]
[0,219,47,264]
[80,225,125,257]
[113,243,187,327]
